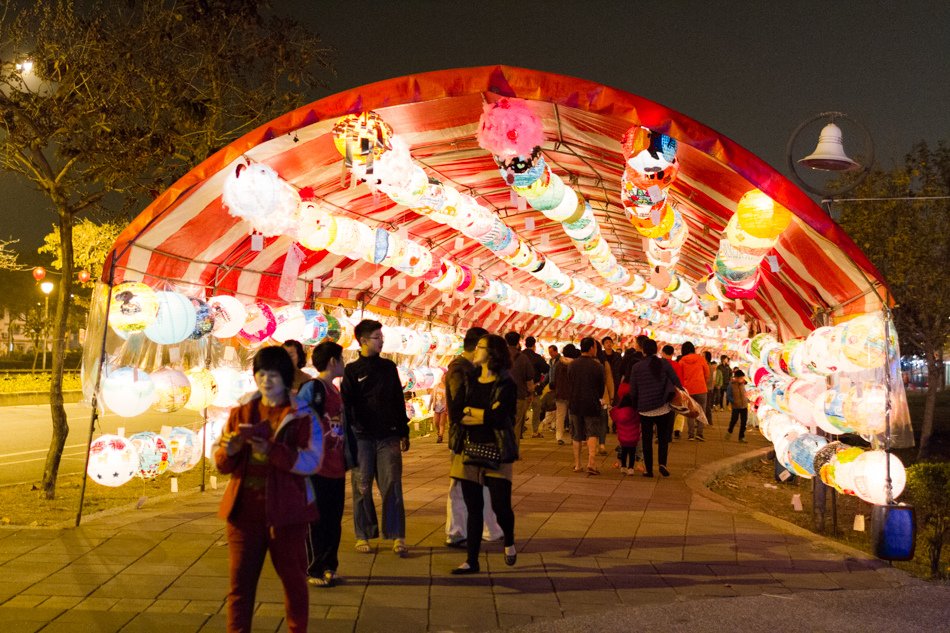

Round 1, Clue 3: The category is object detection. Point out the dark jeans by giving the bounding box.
[307,475,345,576]
[459,477,515,567]
[729,408,749,439]
[640,411,675,474]
[351,436,405,540]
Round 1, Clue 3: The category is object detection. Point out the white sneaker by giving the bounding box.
[621,467,629,475]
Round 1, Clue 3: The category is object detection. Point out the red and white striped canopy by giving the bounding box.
[105,65,887,341]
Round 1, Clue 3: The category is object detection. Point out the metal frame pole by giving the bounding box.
[75,254,117,527]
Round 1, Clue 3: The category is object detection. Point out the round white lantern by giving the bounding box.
[201,406,232,458]
[144,291,198,345]
[852,450,907,505]
[102,367,155,418]
[207,295,248,339]
[87,434,139,487]
[271,305,308,343]
[129,431,171,480]
[211,366,246,408]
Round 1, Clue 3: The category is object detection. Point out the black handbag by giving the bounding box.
[495,424,519,463]
[462,436,502,470]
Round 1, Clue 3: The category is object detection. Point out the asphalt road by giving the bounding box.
[0,403,205,486]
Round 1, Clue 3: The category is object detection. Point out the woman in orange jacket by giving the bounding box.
[678,341,711,441]
[215,346,321,633]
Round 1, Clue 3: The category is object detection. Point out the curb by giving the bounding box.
[0,391,83,406]
[684,446,921,585]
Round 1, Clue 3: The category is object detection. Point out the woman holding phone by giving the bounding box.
[215,346,321,633]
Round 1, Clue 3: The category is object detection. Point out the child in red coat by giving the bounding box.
[611,401,642,475]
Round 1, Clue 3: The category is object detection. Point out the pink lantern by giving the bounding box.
[238,302,277,343]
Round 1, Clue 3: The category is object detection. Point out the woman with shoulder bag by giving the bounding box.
[627,338,683,478]
[449,334,518,575]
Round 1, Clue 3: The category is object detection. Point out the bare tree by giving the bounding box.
[0,0,333,498]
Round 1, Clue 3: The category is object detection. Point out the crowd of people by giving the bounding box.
[212,318,746,631]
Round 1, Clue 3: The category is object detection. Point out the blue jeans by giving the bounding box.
[351,436,405,540]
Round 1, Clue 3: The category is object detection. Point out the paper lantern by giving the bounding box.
[396,365,412,391]
[150,367,192,413]
[129,431,171,480]
[211,367,247,408]
[724,214,777,254]
[297,203,338,252]
[301,310,329,345]
[802,326,841,376]
[87,435,139,487]
[819,388,854,433]
[207,295,247,339]
[238,302,276,343]
[166,427,201,474]
[813,441,846,484]
[222,162,300,237]
[109,282,160,333]
[189,298,215,340]
[629,204,675,238]
[144,291,197,345]
[102,367,155,417]
[476,97,543,159]
[324,314,342,342]
[852,450,907,505]
[271,305,307,343]
[335,316,355,349]
[201,407,231,458]
[827,446,866,495]
[843,383,888,436]
[787,433,828,478]
[332,111,394,166]
[735,189,792,240]
[839,313,892,370]
[786,378,826,428]
[185,367,218,411]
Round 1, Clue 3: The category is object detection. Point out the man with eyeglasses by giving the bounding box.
[342,319,411,557]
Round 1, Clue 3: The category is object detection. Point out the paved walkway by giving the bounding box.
[1,410,945,632]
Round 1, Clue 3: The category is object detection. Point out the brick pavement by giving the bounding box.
[0,410,935,632]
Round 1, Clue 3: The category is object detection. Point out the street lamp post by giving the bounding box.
[40,281,54,371]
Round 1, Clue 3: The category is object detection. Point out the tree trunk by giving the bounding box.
[41,211,74,500]
[916,349,943,461]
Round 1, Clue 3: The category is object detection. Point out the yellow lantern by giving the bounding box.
[735,189,792,240]
[629,203,675,238]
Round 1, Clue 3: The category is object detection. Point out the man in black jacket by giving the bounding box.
[342,319,411,557]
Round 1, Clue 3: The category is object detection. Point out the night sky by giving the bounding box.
[3,0,948,258]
